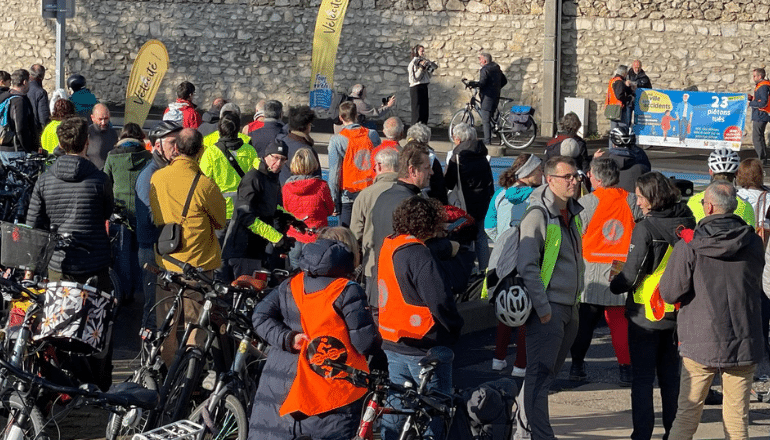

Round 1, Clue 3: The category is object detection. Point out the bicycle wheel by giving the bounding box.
[500,115,537,150]
[105,368,158,440]
[448,108,481,141]
[109,267,122,304]
[157,347,206,427]
[0,394,48,440]
[188,394,248,440]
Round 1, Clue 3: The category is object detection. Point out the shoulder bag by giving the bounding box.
[156,172,202,255]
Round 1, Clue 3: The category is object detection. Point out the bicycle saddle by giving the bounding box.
[418,347,455,368]
[107,381,160,409]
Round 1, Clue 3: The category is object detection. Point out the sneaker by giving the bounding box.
[511,366,526,377]
[618,364,632,387]
[569,363,587,381]
[492,358,508,371]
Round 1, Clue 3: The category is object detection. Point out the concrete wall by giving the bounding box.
[3,0,768,135]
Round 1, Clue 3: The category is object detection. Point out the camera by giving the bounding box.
[382,95,395,106]
[418,58,438,74]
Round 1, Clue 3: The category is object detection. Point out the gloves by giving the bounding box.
[291,219,309,234]
[468,80,480,88]
[274,235,296,252]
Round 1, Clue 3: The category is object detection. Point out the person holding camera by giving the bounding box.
[349,83,395,129]
[408,44,435,125]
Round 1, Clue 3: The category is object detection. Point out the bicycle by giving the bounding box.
[0,154,53,224]
[449,79,537,149]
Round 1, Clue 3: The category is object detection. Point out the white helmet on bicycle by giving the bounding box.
[707,147,740,174]
[495,283,531,327]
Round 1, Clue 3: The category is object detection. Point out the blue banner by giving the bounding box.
[633,89,747,150]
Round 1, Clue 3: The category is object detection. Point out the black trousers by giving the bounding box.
[410,83,429,125]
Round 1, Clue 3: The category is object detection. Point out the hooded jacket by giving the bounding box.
[606,146,651,193]
[249,239,380,440]
[0,90,40,153]
[163,98,201,129]
[26,154,113,275]
[610,201,695,330]
[281,175,334,243]
[69,88,98,117]
[444,139,495,223]
[485,184,534,242]
[199,137,258,219]
[660,214,764,367]
[103,138,152,226]
[197,106,221,137]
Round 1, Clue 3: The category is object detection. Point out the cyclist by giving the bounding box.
[594,126,650,193]
[467,52,507,146]
[378,196,463,440]
[687,147,755,223]
[250,227,380,440]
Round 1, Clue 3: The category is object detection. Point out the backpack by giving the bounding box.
[0,95,21,147]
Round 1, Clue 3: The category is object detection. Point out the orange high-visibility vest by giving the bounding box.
[582,187,636,264]
[756,80,770,113]
[605,76,623,107]
[340,127,375,193]
[377,235,435,343]
[279,273,369,417]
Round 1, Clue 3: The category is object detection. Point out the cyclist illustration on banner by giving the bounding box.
[633,88,747,150]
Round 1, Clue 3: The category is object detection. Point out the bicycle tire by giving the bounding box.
[500,115,537,150]
[448,108,480,141]
[0,394,48,440]
[105,368,158,440]
[109,267,122,304]
[157,347,206,427]
[188,393,248,440]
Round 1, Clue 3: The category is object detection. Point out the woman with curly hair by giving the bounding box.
[40,98,76,154]
[378,196,464,440]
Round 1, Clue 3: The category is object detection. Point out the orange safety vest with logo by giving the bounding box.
[340,127,375,193]
[371,139,400,170]
[582,187,635,264]
[756,80,770,113]
[377,235,435,343]
[279,273,369,417]
[605,76,623,107]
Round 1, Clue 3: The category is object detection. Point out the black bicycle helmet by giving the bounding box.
[609,126,636,147]
[148,121,183,145]
[66,74,86,92]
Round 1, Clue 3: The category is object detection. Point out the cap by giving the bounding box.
[264,139,289,158]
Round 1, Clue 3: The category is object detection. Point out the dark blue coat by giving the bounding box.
[249,239,380,440]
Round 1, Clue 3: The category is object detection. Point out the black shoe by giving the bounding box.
[705,388,723,405]
[618,364,632,387]
[569,362,587,381]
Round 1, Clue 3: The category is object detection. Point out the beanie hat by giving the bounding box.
[264,139,289,158]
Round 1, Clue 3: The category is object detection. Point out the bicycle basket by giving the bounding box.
[0,222,54,274]
[131,420,203,440]
[34,281,114,354]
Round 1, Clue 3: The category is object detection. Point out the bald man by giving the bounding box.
[86,103,118,169]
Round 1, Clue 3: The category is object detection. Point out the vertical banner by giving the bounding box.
[633,89,747,150]
[308,0,350,111]
[124,40,169,127]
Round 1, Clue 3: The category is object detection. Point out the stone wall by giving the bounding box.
[3,0,770,136]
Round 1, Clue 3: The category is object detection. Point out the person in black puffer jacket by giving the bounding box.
[249,229,380,440]
[610,172,695,440]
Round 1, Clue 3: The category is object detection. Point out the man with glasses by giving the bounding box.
[515,156,583,440]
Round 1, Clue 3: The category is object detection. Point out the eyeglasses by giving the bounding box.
[549,173,580,182]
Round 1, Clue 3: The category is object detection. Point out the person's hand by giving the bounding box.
[593,149,606,158]
[293,333,310,351]
[275,235,296,251]
[332,211,339,217]
[749,94,754,101]
[291,219,309,234]
[540,313,551,324]
[387,96,396,108]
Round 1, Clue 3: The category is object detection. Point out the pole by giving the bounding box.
[55,0,66,90]
[541,0,560,137]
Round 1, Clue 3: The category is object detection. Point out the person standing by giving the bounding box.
[545,112,590,174]
[0,69,40,163]
[660,180,764,440]
[279,105,321,185]
[249,100,286,157]
[515,156,583,440]
[610,172,695,440]
[468,53,507,146]
[41,99,75,154]
[570,158,642,386]
[87,103,118,170]
[676,93,693,145]
[67,74,98,117]
[627,60,652,89]
[163,81,201,129]
[749,67,770,164]
[604,64,634,143]
[408,44,433,125]
[27,64,50,131]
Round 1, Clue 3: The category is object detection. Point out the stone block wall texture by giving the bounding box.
[3,0,770,135]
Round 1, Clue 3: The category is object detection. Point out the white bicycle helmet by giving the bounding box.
[495,283,531,327]
[609,126,635,147]
[707,147,740,174]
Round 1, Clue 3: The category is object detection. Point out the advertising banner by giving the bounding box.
[633,89,747,150]
[308,0,350,111]
[124,40,169,127]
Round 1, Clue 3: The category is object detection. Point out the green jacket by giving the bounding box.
[103,138,152,226]
[199,137,258,219]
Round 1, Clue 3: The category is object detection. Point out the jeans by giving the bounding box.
[753,120,768,161]
[109,223,140,303]
[138,245,156,330]
[475,226,490,272]
[668,357,756,440]
[479,108,493,145]
[628,322,680,440]
[339,201,354,229]
[381,347,453,440]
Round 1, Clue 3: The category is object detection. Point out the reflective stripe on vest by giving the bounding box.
[340,127,375,193]
[756,80,770,113]
[582,187,635,264]
[540,212,581,290]
[605,77,623,107]
[279,273,369,417]
[632,245,676,322]
[377,235,435,343]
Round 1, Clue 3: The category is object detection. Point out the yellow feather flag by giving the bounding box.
[124,40,169,127]
[308,0,350,111]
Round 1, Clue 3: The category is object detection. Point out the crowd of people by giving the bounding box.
[3,54,770,440]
